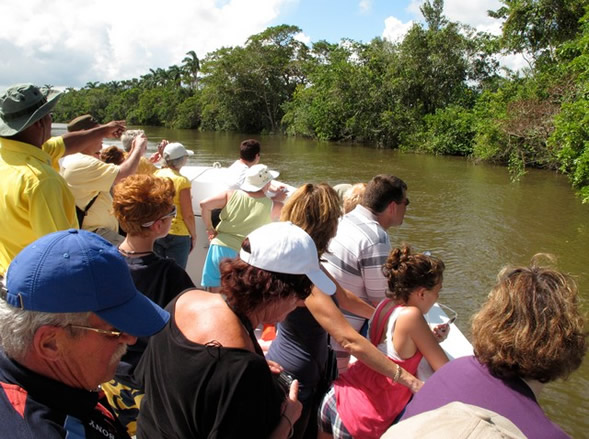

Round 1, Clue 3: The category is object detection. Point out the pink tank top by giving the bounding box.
[334,299,423,439]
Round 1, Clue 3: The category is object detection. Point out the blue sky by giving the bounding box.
[0,0,506,89]
[271,1,415,43]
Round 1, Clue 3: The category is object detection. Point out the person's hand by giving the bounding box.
[148,151,162,163]
[267,360,284,374]
[281,380,302,425]
[190,235,196,252]
[433,323,450,343]
[206,228,217,241]
[158,139,169,156]
[409,378,424,394]
[132,133,148,154]
[270,186,288,202]
[102,120,126,139]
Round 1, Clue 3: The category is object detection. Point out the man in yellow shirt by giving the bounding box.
[0,85,127,276]
[0,84,78,276]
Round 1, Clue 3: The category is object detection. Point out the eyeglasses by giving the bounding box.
[396,198,410,206]
[141,206,177,227]
[438,303,458,324]
[67,324,123,338]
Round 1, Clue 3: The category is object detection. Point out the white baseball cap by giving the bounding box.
[240,164,279,192]
[163,142,194,160]
[240,222,336,295]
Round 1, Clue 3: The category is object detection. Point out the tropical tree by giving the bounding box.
[489,0,586,67]
[182,50,200,89]
[200,25,309,133]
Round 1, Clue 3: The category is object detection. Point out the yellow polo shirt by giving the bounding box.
[0,137,78,275]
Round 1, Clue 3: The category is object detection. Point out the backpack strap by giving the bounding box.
[76,193,100,228]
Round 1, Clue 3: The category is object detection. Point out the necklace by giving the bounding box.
[118,247,154,257]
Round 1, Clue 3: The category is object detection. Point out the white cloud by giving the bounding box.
[444,0,502,34]
[0,0,293,88]
[294,32,311,46]
[382,16,414,43]
[359,0,372,14]
[406,0,502,34]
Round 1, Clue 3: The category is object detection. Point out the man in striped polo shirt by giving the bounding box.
[323,174,409,371]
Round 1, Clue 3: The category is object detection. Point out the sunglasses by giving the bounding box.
[141,206,177,228]
[67,324,123,338]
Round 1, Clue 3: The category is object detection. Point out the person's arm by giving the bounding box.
[327,267,374,319]
[395,307,449,372]
[114,133,148,184]
[179,188,196,251]
[200,190,231,240]
[271,201,283,221]
[61,120,126,156]
[305,285,423,393]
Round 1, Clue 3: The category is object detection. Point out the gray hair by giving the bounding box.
[0,299,91,362]
[121,129,145,152]
[164,155,187,170]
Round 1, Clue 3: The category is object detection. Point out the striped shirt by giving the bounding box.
[323,204,391,335]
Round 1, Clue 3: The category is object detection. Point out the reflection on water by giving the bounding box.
[59,125,589,437]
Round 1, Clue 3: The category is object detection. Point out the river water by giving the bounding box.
[111,127,589,437]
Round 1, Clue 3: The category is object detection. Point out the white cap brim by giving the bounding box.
[307,268,336,295]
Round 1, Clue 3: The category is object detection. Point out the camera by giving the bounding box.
[275,371,295,395]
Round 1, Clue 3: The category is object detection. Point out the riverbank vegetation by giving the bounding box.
[52,0,589,202]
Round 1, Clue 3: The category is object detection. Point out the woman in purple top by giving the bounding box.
[401,254,587,438]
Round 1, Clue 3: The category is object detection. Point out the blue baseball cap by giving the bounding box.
[4,229,169,337]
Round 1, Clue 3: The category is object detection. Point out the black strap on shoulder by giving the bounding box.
[76,193,100,228]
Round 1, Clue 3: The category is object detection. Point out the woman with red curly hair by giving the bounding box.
[400,254,587,438]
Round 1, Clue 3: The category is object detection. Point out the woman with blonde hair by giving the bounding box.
[267,184,423,439]
[400,254,587,438]
[319,245,450,439]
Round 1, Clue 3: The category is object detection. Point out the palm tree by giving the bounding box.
[182,50,200,90]
[168,65,183,85]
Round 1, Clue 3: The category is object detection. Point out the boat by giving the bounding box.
[181,164,473,378]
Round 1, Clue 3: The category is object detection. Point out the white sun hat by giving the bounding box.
[240,164,279,192]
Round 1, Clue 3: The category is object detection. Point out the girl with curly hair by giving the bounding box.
[319,245,450,439]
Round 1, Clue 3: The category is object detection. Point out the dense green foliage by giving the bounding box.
[52,1,589,201]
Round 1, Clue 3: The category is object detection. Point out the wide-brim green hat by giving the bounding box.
[0,83,61,136]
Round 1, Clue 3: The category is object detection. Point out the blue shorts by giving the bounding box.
[201,244,237,287]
